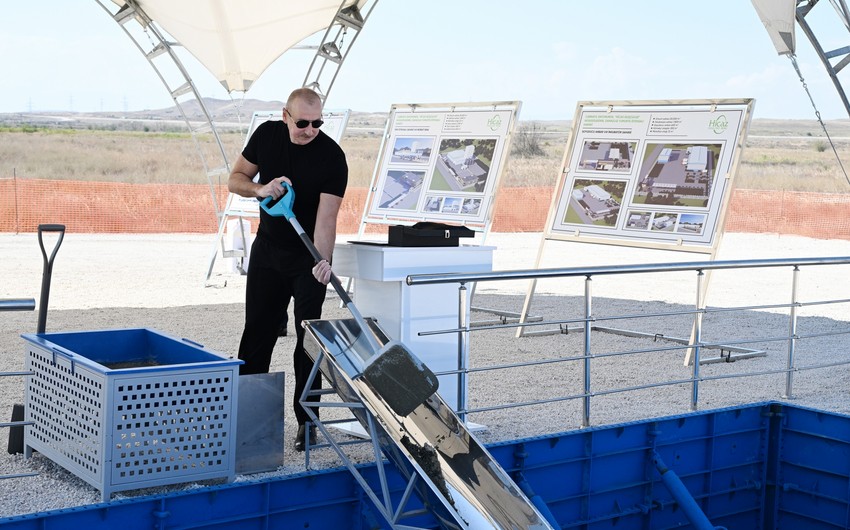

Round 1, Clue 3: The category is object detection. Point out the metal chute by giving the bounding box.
[302,318,556,529]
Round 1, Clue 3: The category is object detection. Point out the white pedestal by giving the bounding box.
[334,243,494,413]
[226,218,252,274]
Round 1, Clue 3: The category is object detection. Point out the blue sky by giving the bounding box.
[2,1,849,120]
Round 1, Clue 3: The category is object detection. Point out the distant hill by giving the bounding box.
[0,97,389,131]
[126,97,286,122]
[3,98,850,137]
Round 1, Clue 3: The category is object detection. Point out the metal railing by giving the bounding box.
[407,256,850,429]
[1,298,37,480]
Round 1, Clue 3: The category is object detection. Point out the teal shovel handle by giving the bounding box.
[259,181,295,220]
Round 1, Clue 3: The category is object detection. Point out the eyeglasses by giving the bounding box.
[285,109,323,129]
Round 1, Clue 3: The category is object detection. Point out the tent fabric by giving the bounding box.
[120,0,367,92]
[751,0,797,55]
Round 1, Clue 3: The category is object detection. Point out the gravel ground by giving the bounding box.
[1,232,849,518]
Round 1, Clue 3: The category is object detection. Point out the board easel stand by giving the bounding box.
[516,98,762,366]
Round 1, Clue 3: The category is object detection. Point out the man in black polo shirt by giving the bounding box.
[227,87,348,451]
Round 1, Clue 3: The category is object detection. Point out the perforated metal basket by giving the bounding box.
[22,328,241,501]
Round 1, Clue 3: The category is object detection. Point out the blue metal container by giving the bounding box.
[3,401,850,529]
[21,328,242,502]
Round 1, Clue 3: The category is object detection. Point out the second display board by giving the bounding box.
[362,101,521,231]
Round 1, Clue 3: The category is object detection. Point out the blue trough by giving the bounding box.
[2,400,849,529]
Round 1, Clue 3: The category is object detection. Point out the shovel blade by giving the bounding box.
[362,341,439,417]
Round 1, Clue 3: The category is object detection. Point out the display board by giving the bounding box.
[517,99,755,352]
[360,101,521,233]
[226,109,351,216]
[546,99,753,253]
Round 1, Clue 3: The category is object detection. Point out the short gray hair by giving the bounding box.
[286,88,322,109]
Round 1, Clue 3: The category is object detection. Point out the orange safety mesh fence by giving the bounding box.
[1,178,849,240]
[724,189,850,240]
[1,179,220,234]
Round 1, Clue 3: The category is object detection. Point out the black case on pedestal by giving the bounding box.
[387,222,475,247]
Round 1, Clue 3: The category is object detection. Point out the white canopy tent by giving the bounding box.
[114,0,373,93]
[751,0,797,55]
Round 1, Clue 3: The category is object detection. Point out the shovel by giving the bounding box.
[261,183,439,416]
[8,224,65,454]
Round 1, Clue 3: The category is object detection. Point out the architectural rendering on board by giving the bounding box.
[377,169,425,210]
[390,137,434,164]
[633,143,720,207]
[578,140,636,172]
[431,138,496,192]
[564,179,627,227]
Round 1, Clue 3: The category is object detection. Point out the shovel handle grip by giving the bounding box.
[259,182,295,220]
[37,224,65,334]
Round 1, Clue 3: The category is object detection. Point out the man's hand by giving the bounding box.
[259,176,292,199]
[312,259,332,285]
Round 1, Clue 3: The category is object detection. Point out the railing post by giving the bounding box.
[784,266,800,399]
[458,282,469,422]
[583,275,593,428]
[690,270,705,411]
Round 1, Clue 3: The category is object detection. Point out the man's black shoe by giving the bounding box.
[277,320,288,337]
[294,424,317,452]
